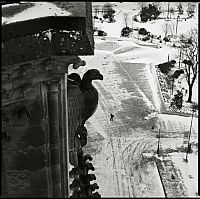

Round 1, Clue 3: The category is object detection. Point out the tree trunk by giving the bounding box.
[187,85,193,102]
[167,3,170,18]
[109,15,112,23]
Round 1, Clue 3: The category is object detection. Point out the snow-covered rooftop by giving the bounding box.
[2,2,87,25]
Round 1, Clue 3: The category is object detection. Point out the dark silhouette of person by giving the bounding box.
[110,113,114,121]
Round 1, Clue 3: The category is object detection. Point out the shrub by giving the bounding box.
[102,3,115,23]
[142,36,150,41]
[163,37,170,42]
[171,69,184,79]
[138,28,148,35]
[158,60,176,74]
[170,90,183,109]
[121,27,132,37]
[170,60,176,65]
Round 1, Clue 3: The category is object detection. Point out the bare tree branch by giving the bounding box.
[180,27,198,102]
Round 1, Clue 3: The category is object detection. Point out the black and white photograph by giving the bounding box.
[1,2,199,198]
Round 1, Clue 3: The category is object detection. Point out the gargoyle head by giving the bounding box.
[82,69,103,83]
[68,73,82,84]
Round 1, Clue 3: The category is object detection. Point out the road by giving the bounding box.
[69,38,198,197]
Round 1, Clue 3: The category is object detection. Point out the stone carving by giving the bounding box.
[67,69,103,198]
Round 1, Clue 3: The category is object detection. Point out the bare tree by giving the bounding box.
[162,21,170,38]
[169,7,175,19]
[94,8,99,16]
[162,21,176,39]
[169,21,175,38]
[123,13,129,27]
[180,28,198,102]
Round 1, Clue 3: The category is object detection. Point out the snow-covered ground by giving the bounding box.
[73,2,199,197]
[2,2,86,24]
[74,38,198,196]
[170,152,198,197]
[93,2,198,106]
[93,2,198,38]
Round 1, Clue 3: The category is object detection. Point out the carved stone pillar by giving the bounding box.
[46,80,62,197]
[59,76,68,197]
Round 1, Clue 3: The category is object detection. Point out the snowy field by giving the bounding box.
[71,2,199,197]
[69,45,198,197]
[93,2,198,38]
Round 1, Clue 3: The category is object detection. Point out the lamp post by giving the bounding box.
[157,122,161,156]
[178,46,182,69]
[176,15,180,37]
[157,128,161,156]
[171,77,174,96]
[167,2,170,19]
[184,108,196,162]
[131,17,133,29]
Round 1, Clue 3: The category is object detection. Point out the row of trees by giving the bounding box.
[102,3,115,23]
[167,2,196,19]
[162,21,176,39]
[93,3,116,23]
[94,2,197,25]
[139,2,196,21]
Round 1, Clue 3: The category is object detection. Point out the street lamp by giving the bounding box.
[176,15,180,37]
[178,45,182,69]
[156,121,162,156]
[171,77,174,96]
[157,127,161,156]
[184,105,197,163]
[167,2,170,19]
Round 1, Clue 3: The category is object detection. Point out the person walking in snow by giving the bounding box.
[110,113,114,121]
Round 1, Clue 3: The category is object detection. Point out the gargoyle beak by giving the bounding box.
[99,74,103,80]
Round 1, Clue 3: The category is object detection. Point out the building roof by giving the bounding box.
[2,2,87,24]
[2,2,94,66]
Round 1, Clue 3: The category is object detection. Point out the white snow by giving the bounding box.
[71,2,200,197]
[170,152,198,197]
[2,2,72,24]
[90,3,199,197]
[94,2,198,38]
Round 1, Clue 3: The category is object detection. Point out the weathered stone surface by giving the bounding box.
[2,3,94,197]
[7,170,31,190]
[30,168,48,189]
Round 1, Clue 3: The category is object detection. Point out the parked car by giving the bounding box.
[142,35,150,41]
[163,37,170,42]
[133,27,139,31]
[94,30,107,36]
[98,30,107,36]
